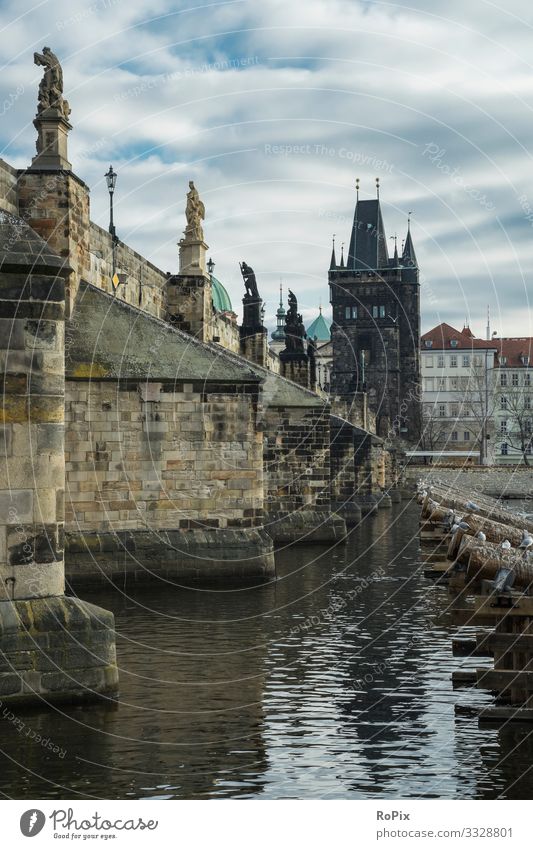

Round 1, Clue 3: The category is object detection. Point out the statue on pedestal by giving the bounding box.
[34,47,70,119]
[284,290,306,354]
[240,261,259,299]
[184,181,205,241]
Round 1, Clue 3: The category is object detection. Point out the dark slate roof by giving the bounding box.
[347,199,389,270]
[402,226,417,268]
[66,281,260,383]
[0,210,69,273]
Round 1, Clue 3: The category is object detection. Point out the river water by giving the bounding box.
[2,500,533,800]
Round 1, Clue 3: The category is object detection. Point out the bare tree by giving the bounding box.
[500,390,533,466]
[420,404,442,452]
[453,360,497,464]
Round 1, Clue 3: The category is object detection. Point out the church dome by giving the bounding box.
[211,274,233,313]
[306,308,331,342]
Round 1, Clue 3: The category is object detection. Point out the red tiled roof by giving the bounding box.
[420,322,494,351]
[492,337,533,368]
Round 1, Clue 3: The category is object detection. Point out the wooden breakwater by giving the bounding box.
[416,480,533,721]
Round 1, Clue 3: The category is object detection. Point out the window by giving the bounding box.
[450,403,459,417]
[463,355,470,368]
[500,420,508,434]
[352,306,358,319]
[522,356,530,366]
[501,395,508,409]
[525,373,531,386]
[464,431,470,441]
[379,305,386,318]
[426,356,434,368]
[526,396,532,410]
[451,431,458,441]
[438,404,446,417]
[372,305,378,318]
[450,339,458,348]
[450,377,458,390]
[437,355,445,369]
[501,442,508,455]
[526,420,532,435]
[500,356,507,365]
[424,340,433,348]
[345,306,351,319]
[450,355,458,368]
[437,378,446,391]
[512,373,519,386]
[425,378,435,391]
[500,373,508,386]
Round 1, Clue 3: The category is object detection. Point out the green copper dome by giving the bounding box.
[211,274,233,313]
[306,309,331,342]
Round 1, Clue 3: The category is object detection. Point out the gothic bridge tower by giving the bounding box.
[329,182,421,440]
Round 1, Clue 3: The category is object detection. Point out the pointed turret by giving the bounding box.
[402,215,417,268]
[340,243,345,268]
[329,235,337,270]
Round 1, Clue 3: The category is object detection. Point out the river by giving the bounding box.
[2,500,533,799]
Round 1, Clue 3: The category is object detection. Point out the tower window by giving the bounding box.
[345,307,351,319]
[352,306,358,319]
[379,305,386,318]
[450,339,458,348]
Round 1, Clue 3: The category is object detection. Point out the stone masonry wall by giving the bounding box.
[65,380,264,533]
[263,405,330,515]
[0,159,18,215]
[89,223,167,319]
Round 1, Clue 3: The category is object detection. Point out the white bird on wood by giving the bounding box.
[519,534,533,551]
[476,531,486,542]
[466,501,480,512]
[500,539,512,551]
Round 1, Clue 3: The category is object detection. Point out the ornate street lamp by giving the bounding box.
[207,257,215,275]
[105,165,118,283]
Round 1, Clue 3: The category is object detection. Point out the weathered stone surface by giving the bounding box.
[0,597,118,705]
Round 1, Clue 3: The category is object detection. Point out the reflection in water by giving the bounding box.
[2,501,533,799]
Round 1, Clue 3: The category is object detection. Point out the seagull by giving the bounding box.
[476,531,486,542]
[493,566,515,593]
[519,534,533,551]
[458,521,471,531]
[500,539,512,551]
[466,500,480,512]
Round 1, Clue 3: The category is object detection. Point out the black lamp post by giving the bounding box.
[105,165,118,283]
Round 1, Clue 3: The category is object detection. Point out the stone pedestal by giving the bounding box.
[279,351,310,389]
[32,108,72,170]
[179,237,208,276]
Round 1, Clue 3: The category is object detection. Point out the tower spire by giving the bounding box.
[340,242,345,268]
[402,211,417,268]
[329,234,337,270]
[376,177,380,199]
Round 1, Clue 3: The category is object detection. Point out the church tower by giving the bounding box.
[329,181,421,440]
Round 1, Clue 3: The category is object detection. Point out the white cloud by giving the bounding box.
[1,0,533,332]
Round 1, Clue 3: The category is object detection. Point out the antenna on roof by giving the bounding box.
[356,177,360,201]
[486,305,491,341]
[376,177,380,199]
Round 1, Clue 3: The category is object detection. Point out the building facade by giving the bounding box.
[420,323,533,465]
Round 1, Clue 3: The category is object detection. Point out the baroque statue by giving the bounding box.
[284,290,306,353]
[34,47,71,120]
[240,261,260,299]
[184,180,205,241]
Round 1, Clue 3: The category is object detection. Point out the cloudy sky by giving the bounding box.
[1,0,533,335]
